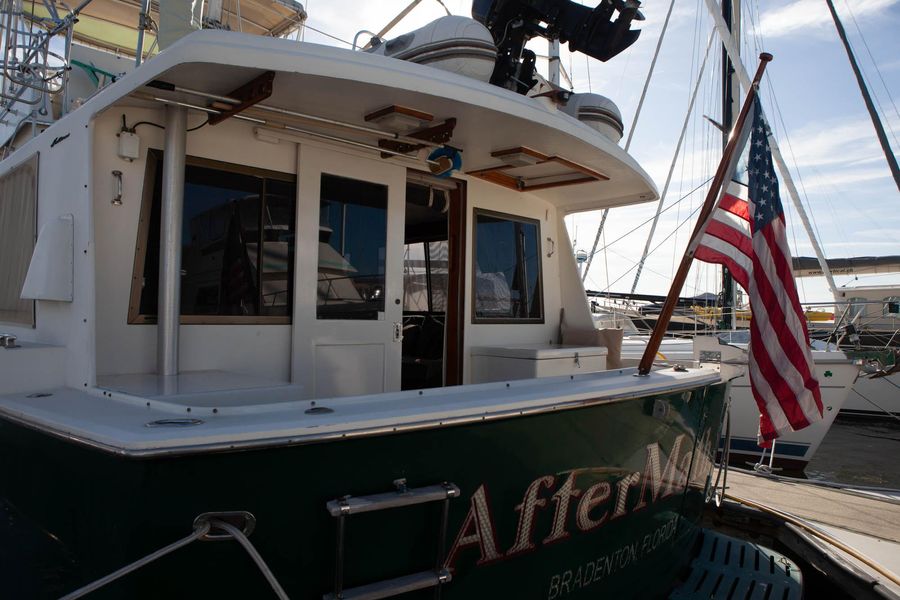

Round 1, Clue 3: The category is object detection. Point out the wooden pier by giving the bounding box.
[711,468,900,598]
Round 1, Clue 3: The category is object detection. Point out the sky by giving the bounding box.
[296,0,900,307]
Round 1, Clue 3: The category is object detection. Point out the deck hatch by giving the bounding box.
[467,146,608,192]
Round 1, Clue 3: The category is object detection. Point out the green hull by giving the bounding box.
[0,383,726,599]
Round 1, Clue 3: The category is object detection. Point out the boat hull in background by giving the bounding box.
[621,336,857,472]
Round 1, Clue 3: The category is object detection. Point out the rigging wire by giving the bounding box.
[584,54,592,93]
[301,0,310,40]
[593,176,714,256]
[841,0,900,146]
[581,0,677,282]
[601,200,706,293]
[764,79,832,260]
[630,29,717,294]
[302,22,354,46]
[746,2,815,299]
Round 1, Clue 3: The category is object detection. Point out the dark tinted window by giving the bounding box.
[317,174,388,320]
[473,211,542,321]
[139,154,296,319]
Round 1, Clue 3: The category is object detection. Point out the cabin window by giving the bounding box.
[472,209,543,323]
[317,174,388,320]
[130,151,296,323]
[884,297,900,317]
[0,154,37,326]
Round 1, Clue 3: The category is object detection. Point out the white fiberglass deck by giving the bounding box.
[0,365,720,456]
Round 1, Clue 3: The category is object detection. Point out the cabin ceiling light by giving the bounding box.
[364,105,434,134]
[491,147,545,167]
[469,148,608,192]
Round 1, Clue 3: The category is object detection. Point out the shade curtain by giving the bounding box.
[0,154,37,325]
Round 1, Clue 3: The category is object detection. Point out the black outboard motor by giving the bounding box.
[473,0,644,94]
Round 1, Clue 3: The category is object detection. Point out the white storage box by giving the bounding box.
[470,344,607,383]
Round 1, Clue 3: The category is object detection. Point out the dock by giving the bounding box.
[712,468,900,598]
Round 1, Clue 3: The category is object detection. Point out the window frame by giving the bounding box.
[470,208,544,325]
[128,150,296,325]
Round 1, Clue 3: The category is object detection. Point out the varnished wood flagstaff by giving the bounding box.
[637,53,773,376]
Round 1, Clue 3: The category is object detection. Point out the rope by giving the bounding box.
[59,521,212,600]
[850,387,900,424]
[210,519,290,600]
[723,493,900,588]
[58,517,291,600]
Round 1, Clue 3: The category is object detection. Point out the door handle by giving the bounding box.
[393,322,403,343]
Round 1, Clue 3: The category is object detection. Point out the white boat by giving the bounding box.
[0,1,739,598]
[819,283,900,418]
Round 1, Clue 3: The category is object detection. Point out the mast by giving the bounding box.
[549,39,561,86]
[719,0,740,330]
[824,0,900,193]
[638,54,772,376]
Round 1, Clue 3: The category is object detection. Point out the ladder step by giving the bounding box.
[323,569,451,600]
[327,483,460,517]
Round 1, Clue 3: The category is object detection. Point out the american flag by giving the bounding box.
[694,101,823,444]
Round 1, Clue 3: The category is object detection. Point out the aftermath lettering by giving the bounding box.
[445,434,693,573]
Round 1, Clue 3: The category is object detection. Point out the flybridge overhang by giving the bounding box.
[73,30,656,213]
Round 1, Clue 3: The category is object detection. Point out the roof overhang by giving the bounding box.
[44,30,659,212]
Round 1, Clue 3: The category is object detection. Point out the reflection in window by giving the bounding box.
[404,241,448,313]
[317,174,387,320]
[473,211,542,321]
[138,154,296,319]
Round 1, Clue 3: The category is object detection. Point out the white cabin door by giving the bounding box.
[292,144,406,398]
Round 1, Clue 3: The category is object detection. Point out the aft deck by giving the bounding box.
[0,362,721,456]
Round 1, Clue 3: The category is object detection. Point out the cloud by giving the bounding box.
[756,107,900,201]
[758,0,899,39]
[301,0,471,46]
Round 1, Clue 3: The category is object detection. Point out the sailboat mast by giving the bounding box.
[823,0,900,193]
[719,0,739,330]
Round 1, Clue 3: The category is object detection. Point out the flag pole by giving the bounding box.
[637,52,773,376]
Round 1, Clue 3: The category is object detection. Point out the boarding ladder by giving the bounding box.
[324,478,460,600]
